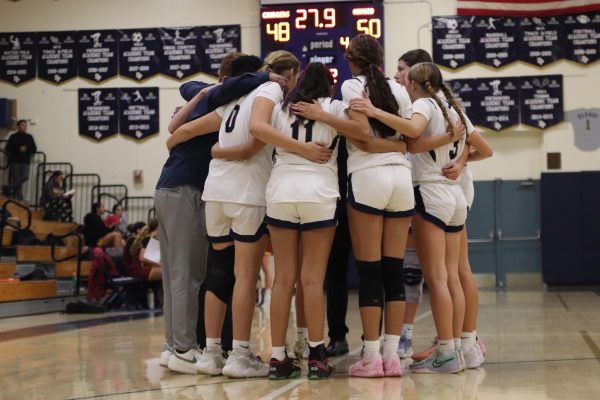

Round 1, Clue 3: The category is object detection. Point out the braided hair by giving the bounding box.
[407,62,467,135]
[346,34,398,138]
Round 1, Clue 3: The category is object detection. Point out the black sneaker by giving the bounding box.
[268,356,301,380]
[308,344,334,380]
[326,339,349,357]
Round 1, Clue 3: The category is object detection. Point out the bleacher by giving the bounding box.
[0,141,155,317]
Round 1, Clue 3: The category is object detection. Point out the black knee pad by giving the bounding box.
[205,246,235,303]
[382,256,405,302]
[404,266,423,286]
[356,260,383,308]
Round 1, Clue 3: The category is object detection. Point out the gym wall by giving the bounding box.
[0,0,597,196]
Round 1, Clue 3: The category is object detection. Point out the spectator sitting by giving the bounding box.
[83,202,124,250]
[121,221,146,274]
[104,203,129,236]
[40,171,73,222]
[126,218,162,282]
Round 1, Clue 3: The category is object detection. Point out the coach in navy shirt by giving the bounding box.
[154,54,284,373]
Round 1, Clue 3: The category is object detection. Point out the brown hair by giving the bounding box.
[346,34,398,138]
[407,62,467,135]
[218,51,244,81]
[260,50,300,75]
[399,49,433,67]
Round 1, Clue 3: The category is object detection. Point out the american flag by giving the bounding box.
[457,0,600,17]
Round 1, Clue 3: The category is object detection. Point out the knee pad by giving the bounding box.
[404,265,423,286]
[356,260,383,308]
[382,257,405,302]
[205,246,235,303]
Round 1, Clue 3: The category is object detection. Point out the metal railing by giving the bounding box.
[92,184,128,214]
[0,199,32,257]
[122,196,155,224]
[64,173,101,224]
[51,230,84,296]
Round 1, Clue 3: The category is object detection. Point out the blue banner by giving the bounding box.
[119,87,159,140]
[77,30,118,83]
[118,29,161,81]
[432,16,476,69]
[0,32,36,85]
[519,75,563,129]
[37,31,78,84]
[78,88,119,141]
[472,17,519,68]
[198,25,241,76]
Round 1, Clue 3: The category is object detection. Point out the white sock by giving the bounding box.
[454,338,462,351]
[272,346,286,361]
[364,339,380,359]
[308,340,324,349]
[206,337,221,351]
[383,334,400,358]
[297,327,308,341]
[461,332,476,351]
[233,340,250,355]
[401,324,414,339]
[437,339,455,355]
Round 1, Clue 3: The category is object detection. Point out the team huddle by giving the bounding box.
[156,34,493,380]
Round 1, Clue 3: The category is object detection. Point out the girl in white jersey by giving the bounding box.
[167,51,330,379]
[338,34,416,379]
[350,61,469,374]
[255,62,371,380]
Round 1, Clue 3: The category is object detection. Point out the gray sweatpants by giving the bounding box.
[155,185,208,351]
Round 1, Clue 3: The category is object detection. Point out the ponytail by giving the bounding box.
[364,63,399,138]
[440,83,468,136]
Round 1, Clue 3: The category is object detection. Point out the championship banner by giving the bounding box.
[562,13,600,65]
[78,88,119,141]
[198,25,241,76]
[445,79,478,125]
[159,27,201,80]
[472,16,519,68]
[118,29,161,81]
[37,31,77,84]
[432,16,476,69]
[518,16,564,66]
[119,87,159,140]
[77,30,118,83]
[473,77,520,131]
[0,32,36,85]
[519,75,563,129]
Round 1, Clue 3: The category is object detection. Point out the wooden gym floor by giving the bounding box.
[1,289,600,400]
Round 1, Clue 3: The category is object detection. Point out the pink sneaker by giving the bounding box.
[349,355,384,378]
[382,354,402,377]
[477,337,487,357]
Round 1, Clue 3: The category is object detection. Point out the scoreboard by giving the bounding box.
[260,1,384,93]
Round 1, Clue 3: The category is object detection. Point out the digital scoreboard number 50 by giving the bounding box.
[260,1,384,91]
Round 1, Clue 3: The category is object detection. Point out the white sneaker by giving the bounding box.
[463,344,484,369]
[222,349,268,378]
[294,337,309,359]
[197,346,226,376]
[167,348,202,374]
[159,343,173,367]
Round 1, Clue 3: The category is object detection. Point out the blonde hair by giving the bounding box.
[407,62,467,135]
[218,51,244,81]
[260,50,300,75]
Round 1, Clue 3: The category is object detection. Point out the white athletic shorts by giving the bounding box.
[265,201,337,230]
[404,248,424,304]
[458,167,474,210]
[414,183,467,232]
[205,201,267,243]
[349,165,415,217]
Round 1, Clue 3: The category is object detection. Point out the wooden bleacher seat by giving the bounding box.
[1,228,14,247]
[0,262,16,279]
[30,220,78,241]
[0,280,57,302]
[16,245,80,263]
[55,261,91,278]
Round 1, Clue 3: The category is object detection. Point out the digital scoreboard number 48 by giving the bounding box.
[260,1,384,92]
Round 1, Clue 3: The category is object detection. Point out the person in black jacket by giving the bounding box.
[5,120,37,200]
[83,202,123,249]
